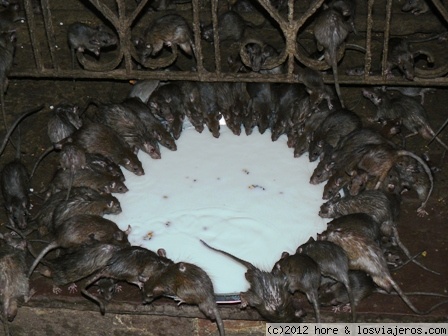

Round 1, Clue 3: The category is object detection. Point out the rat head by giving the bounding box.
[310,160,335,185]
[92,26,117,50]
[133,36,153,63]
[323,176,346,200]
[245,43,263,72]
[347,169,369,196]
[200,23,214,42]
[7,199,29,230]
[319,198,339,218]
[104,195,122,215]
[104,180,128,194]
[397,54,415,80]
[121,157,144,176]
[362,88,382,105]
[308,139,325,162]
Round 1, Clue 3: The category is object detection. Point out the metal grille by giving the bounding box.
[10,0,448,86]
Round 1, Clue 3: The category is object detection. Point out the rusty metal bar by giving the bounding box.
[192,0,205,75]
[9,0,448,87]
[381,0,393,79]
[364,0,375,82]
[23,0,44,71]
[40,0,57,70]
[211,0,222,75]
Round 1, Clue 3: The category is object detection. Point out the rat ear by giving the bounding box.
[281,251,289,259]
[178,262,187,272]
[307,236,315,243]
[157,248,167,258]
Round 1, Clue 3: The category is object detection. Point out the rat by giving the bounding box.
[296,66,337,111]
[1,143,31,230]
[58,143,87,201]
[81,246,173,314]
[270,84,308,141]
[143,261,226,336]
[296,237,357,321]
[38,243,123,295]
[201,10,258,44]
[401,0,429,15]
[84,153,125,182]
[201,240,305,323]
[318,223,438,315]
[352,143,433,216]
[178,81,205,133]
[147,82,186,140]
[0,110,39,231]
[30,103,83,178]
[28,214,131,277]
[307,109,362,162]
[243,41,283,74]
[67,22,117,69]
[0,231,32,335]
[70,122,144,176]
[327,0,357,34]
[246,82,278,135]
[197,82,221,138]
[384,38,434,81]
[134,14,196,65]
[122,96,177,152]
[35,187,121,236]
[90,101,159,157]
[45,167,128,199]
[271,251,321,323]
[313,7,350,108]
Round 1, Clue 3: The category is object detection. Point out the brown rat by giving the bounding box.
[134,14,196,65]
[39,243,123,295]
[67,22,117,69]
[34,187,122,236]
[319,222,433,315]
[201,240,305,323]
[0,231,32,336]
[401,0,429,15]
[313,7,350,108]
[70,122,144,176]
[308,109,362,162]
[81,246,172,314]
[296,238,357,321]
[92,101,160,157]
[147,82,186,140]
[362,88,448,151]
[45,167,128,199]
[122,96,177,152]
[143,261,226,336]
[270,84,307,142]
[353,144,433,216]
[28,214,131,277]
[272,251,321,323]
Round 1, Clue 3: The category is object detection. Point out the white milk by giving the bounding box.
[105,124,329,294]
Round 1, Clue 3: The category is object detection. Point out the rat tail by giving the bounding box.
[200,240,255,270]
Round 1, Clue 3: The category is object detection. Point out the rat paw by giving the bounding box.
[114,284,123,293]
[68,283,78,293]
[52,286,62,295]
[417,207,428,217]
[331,306,341,313]
[342,303,352,313]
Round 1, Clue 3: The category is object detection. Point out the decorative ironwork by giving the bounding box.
[10,0,448,86]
